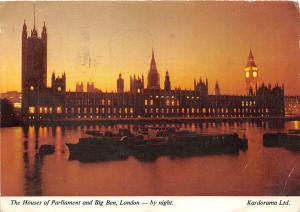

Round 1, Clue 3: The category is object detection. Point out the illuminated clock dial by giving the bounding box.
[245,72,250,78]
[253,71,257,77]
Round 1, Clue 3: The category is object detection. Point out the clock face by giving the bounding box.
[245,72,250,78]
[253,71,257,77]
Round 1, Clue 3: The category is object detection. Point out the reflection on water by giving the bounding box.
[1,120,300,195]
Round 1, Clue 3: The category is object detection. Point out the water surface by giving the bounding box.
[1,120,299,195]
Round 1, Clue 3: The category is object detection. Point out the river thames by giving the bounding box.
[1,120,299,196]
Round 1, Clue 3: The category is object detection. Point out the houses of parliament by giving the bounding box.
[21,19,285,121]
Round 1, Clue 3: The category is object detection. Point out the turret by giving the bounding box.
[215,81,220,96]
[164,70,171,92]
[41,21,47,39]
[22,20,27,39]
[117,73,124,93]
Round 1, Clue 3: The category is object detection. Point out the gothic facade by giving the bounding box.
[21,21,285,121]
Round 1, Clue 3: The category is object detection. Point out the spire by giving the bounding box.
[249,49,253,59]
[150,48,156,68]
[42,21,46,31]
[23,19,27,30]
[22,19,27,38]
[246,49,257,67]
[31,3,37,37]
[33,3,36,29]
[152,48,154,59]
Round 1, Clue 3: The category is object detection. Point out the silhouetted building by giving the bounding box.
[117,73,124,93]
[194,78,208,96]
[245,49,258,95]
[76,82,84,92]
[87,82,95,93]
[147,49,160,90]
[20,18,285,121]
[215,81,220,96]
[21,17,47,115]
[130,75,144,94]
[164,70,171,92]
[285,96,300,115]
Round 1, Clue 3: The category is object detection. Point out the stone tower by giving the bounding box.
[164,70,171,92]
[147,49,160,89]
[244,49,258,95]
[21,7,47,115]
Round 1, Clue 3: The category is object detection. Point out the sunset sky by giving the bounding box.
[0,1,299,95]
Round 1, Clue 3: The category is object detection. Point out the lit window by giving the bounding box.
[39,107,43,113]
[29,106,35,114]
[145,100,148,105]
[30,86,34,91]
[150,99,153,105]
[44,107,48,114]
[57,87,61,92]
[49,107,53,113]
[57,106,62,114]
[84,107,87,114]
[78,107,81,113]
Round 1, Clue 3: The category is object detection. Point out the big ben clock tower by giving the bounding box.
[244,49,258,95]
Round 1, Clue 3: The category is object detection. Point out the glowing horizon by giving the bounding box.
[0,1,299,95]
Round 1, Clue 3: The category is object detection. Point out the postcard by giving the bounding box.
[0,1,299,211]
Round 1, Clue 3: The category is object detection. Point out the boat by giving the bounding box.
[85,128,132,137]
[67,127,248,162]
[39,144,55,155]
[66,135,130,162]
[263,132,300,151]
